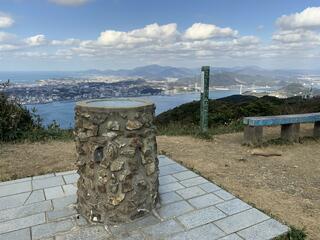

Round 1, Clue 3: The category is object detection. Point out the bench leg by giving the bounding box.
[244,126,263,146]
[314,121,320,138]
[281,123,300,142]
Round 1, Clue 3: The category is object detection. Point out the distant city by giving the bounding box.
[1,65,320,105]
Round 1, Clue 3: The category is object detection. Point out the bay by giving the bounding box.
[26,90,239,129]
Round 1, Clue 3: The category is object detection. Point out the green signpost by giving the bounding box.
[200,66,210,133]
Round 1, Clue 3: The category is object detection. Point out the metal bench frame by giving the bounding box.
[243,113,320,146]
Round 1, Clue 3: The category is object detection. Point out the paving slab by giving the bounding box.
[176,186,206,199]
[142,219,184,239]
[216,198,252,215]
[180,176,207,187]
[219,234,243,240]
[168,223,226,240]
[158,155,176,166]
[0,213,45,234]
[0,201,52,223]
[0,155,289,240]
[0,181,31,198]
[0,177,31,186]
[173,170,198,181]
[159,201,194,219]
[160,192,183,205]
[44,186,65,200]
[52,195,77,210]
[237,219,289,240]
[159,175,177,185]
[214,189,236,201]
[31,219,74,239]
[110,215,160,235]
[55,170,77,176]
[55,225,111,240]
[0,192,30,211]
[0,228,31,240]
[46,208,78,221]
[159,182,184,194]
[198,182,221,192]
[188,193,224,209]
[32,176,64,190]
[215,208,270,234]
[63,174,79,184]
[178,205,226,229]
[25,190,45,205]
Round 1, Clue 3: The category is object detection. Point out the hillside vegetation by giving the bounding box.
[0,83,72,142]
[155,95,320,136]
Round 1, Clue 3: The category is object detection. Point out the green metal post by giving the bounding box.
[200,66,210,133]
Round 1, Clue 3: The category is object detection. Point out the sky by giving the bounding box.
[0,0,320,71]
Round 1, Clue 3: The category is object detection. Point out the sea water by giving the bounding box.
[26,90,238,129]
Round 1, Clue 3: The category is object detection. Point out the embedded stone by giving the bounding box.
[81,113,91,118]
[142,155,154,165]
[102,131,118,140]
[122,181,133,193]
[130,137,142,148]
[118,169,131,181]
[97,184,106,193]
[110,159,125,172]
[111,193,125,206]
[120,112,127,119]
[104,143,118,161]
[107,121,120,131]
[120,147,136,157]
[109,183,118,194]
[145,162,156,176]
[126,119,143,130]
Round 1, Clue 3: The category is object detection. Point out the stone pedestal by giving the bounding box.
[243,125,263,146]
[74,98,159,224]
[281,123,300,142]
[314,121,320,138]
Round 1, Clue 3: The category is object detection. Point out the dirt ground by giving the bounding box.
[0,125,319,239]
[0,141,76,180]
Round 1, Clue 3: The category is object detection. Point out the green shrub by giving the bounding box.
[0,82,72,142]
[155,95,320,138]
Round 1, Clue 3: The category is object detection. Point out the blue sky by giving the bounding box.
[0,0,320,70]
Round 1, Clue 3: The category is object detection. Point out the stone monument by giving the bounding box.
[74,98,159,224]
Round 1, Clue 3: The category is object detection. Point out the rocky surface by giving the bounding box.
[74,100,159,224]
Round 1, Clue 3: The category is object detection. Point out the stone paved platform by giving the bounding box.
[0,155,289,240]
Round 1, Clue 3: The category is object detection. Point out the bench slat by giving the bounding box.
[243,113,320,126]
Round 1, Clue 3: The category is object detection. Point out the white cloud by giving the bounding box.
[184,23,238,40]
[129,23,178,40]
[0,12,14,29]
[0,44,18,51]
[273,29,320,44]
[24,35,47,46]
[0,32,15,43]
[2,17,320,69]
[51,38,81,46]
[277,7,320,30]
[97,23,178,47]
[49,0,90,6]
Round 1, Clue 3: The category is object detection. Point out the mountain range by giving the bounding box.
[80,64,320,87]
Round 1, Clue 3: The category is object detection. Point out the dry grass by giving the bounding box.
[0,125,319,238]
[0,140,76,181]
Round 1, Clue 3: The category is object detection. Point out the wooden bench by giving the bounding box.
[243,113,320,146]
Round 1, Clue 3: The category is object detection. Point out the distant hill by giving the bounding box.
[276,83,320,97]
[83,64,197,79]
[178,72,280,86]
[155,95,320,128]
[82,65,320,86]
